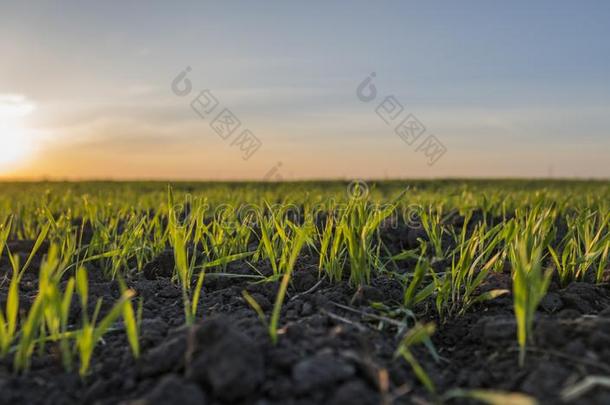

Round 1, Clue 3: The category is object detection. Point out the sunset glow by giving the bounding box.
[0,95,34,170]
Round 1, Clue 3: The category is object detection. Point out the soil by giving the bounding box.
[1,228,610,405]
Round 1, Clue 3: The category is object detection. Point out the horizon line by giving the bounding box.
[0,176,609,184]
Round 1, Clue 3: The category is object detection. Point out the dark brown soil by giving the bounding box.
[1,239,610,405]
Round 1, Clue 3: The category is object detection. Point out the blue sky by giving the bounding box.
[0,1,609,179]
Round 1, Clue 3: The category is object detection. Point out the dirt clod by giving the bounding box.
[138,336,186,378]
[188,318,264,401]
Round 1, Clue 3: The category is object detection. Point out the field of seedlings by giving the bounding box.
[0,180,609,405]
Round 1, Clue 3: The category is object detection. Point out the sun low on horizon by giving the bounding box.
[0,94,36,173]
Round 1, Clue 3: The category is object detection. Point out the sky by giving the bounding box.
[0,0,609,180]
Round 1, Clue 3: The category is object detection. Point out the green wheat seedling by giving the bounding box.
[398,244,435,309]
[429,219,508,320]
[419,205,447,261]
[268,224,311,344]
[316,212,346,282]
[395,322,437,396]
[9,242,140,374]
[451,221,507,315]
[11,243,74,371]
[549,210,610,286]
[169,220,214,327]
[0,216,16,357]
[36,245,76,371]
[13,289,46,372]
[255,207,285,277]
[244,223,311,344]
[510,237,552,367]
[197,216,254,271]
[169,189,256,325]
[74,266,135,377]
[0,215,12,259]
[168,186,202,325]
[0,260,20,358]
[506,205,556,367]
[12,237,66,372]
[169,214,204,326]
[548,234,578,287]
[109,215,149,277]
[2,222,50,362]
[254,204,312,276]
[339,196,399,286]
[118,278,141,358]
